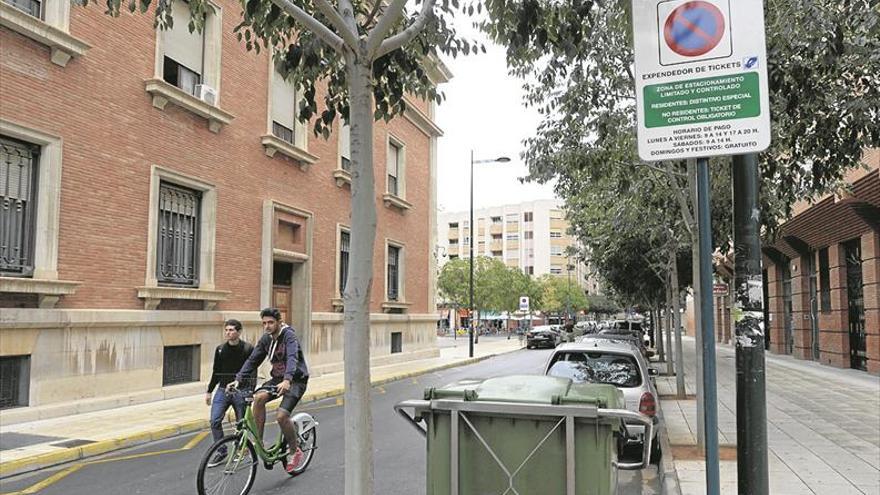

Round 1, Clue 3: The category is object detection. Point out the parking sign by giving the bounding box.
[519,296,530,312]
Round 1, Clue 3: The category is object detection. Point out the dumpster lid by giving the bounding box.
[426,375,625,409]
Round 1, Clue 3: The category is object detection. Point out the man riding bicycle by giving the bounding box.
[227,308,309,474]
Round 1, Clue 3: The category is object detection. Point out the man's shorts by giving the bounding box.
[259,377,309,414]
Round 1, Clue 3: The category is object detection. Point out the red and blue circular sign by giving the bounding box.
[663,1,726,57]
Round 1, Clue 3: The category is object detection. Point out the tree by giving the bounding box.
[536,274,588,316]
[89,0,482,492]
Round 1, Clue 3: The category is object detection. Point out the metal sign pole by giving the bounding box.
[732,153,769,494]
[696,157,720,494]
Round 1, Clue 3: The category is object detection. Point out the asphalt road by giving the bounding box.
[1,344,660,495]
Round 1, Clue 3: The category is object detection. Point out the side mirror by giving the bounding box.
[648,368,659,376]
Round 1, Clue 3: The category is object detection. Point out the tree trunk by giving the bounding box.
[343,57,376,495]
[671,250,686,398]
[656,306,665,362]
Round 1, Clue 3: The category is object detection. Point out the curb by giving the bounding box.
[0,347,519,479]
[657,411,683,495]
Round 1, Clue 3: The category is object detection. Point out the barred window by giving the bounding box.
[0,137,39,277]
[387,245,400,301]
[157,182,201,286]
[0,355,30,409]
[162,345,200,386]
[339,230,350,295]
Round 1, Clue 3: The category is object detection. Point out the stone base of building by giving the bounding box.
[0,309,439,425]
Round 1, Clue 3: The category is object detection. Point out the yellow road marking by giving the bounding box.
[335,397,344,406]
[2,430,211,494]
[376,386,386,394]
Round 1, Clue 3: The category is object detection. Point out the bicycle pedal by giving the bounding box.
[264,461,275,470]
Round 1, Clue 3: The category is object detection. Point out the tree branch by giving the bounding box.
[270,0,346,53]
[665,162,696,236]
[312,0,360,50]
[363,0,383,29]
[366,0,407,54]
[373,0,436,59]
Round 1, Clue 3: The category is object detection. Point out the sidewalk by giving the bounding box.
[0,335,524,478]
[657,336,880,495]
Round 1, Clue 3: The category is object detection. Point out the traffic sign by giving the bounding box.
[713,283,729,295]
[632,0,770,161]
[519,296,530,312]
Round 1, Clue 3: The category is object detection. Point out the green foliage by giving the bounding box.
[482,0,879,302]
[438,257,544,313]
[535,274,588,315]
[86,0,487,137]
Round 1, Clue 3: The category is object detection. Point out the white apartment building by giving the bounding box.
[438,199,601,294]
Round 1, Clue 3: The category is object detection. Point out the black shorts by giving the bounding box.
[260,377,308,414]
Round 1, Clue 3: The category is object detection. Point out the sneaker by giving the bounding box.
[206,448,228,468]
[285,448,305,474]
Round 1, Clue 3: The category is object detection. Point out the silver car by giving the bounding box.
[542,340,661,463]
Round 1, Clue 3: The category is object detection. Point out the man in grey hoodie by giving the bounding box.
[228,308,309,474]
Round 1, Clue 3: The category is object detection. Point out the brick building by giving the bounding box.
[708,152,879,375]
[0,0,449,419]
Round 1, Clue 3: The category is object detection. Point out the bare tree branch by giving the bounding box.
[270,0,346,52]
[363,0,383,29]
[664,162,695,236]
[366,0,407,54]
[312,0,360,49]
[373,0,436,59]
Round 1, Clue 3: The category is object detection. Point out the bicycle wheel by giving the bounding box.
[197,434,258,495]
[282,428,316,477]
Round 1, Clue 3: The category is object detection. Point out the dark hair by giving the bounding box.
[224,319,242,332]
[260,308,282,322]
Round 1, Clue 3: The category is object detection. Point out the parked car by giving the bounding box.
[526,325,562,349]
[543,340,661,463]
[587,328,651,359]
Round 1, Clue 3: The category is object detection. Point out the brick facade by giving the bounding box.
[0,1,449,412]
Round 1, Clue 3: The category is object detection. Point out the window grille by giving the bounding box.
[387,246,400,301]
[0,137,39,276]
[339,230,350,294]
[0,355,30,409]
[157,182,201,286]
[162,345,199,386]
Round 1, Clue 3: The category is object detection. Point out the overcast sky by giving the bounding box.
[434,18,557,215]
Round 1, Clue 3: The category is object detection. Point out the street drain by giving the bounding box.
[51,439,97,448]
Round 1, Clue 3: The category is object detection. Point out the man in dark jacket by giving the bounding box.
[228,308,309,474]
[205,319,254,466]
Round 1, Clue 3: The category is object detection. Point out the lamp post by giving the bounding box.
[469,151,511,358]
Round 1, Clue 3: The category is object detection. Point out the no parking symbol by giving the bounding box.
[658,0,732,65]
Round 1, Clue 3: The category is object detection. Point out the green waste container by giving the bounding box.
[395,375,653,495]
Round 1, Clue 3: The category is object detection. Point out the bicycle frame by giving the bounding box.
[235,405,289,464]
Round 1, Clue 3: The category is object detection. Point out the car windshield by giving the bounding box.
[547,352,641,387]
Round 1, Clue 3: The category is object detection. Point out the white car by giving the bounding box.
[542,340,661,463]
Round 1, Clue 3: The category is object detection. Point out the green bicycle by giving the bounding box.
[196,386,318,495]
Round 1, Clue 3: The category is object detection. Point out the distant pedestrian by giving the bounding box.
[205,319,254,466]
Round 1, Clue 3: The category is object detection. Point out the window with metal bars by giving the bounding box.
[3,0,41,17]
[339,230,350,295]
[0,355,30,409]
[157,182,201,286]
[0,137,39,277]
[162,345,200,386]
[387,245,400,301]
[272,122,295,144]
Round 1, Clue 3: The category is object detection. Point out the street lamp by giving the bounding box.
[469,151,511,358]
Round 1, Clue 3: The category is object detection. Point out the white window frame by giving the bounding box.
[261,57,318,169]
[333,121,352,187]
[0,119,79,308]
[382,134,411,210]
[145,0,233,133]
[0,0,89,66]
[139,165,227,310]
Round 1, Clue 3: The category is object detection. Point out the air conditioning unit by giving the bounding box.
[194,84,217,106]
